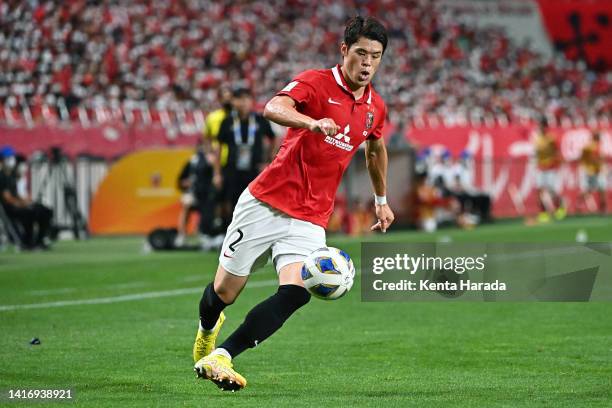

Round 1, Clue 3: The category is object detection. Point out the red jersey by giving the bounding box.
[249,65,387,228]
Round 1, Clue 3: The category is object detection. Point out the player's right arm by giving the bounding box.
[263,95,340,137]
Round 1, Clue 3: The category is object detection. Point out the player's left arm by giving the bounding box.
[365,137,394,233]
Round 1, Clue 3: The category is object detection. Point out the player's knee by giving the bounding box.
[213,268,247,304]
[278,284,311,309]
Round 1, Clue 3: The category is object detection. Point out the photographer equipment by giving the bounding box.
[33,147,89,239]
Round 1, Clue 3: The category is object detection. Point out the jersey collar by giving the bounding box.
[331,64,372,105]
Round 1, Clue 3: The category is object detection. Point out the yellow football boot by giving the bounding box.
[537,212,551,224]
[193,312,225,363]
[194,353,247,391]
[554,206,567,220]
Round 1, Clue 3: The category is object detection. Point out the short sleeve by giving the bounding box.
[368,104,387,140]
[276,70,318,106]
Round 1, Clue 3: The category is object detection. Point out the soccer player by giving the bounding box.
[578,131,607,213]
[533,120,566,222]
[192,16,393,391]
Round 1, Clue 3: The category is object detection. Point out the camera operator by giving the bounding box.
[0,146,53,250]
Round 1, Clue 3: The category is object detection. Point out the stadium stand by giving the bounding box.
[1,0,610,130]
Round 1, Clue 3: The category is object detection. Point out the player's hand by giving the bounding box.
[310,118,340,137]
[371,204,395,233]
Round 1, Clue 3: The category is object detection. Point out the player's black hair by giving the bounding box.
[344,16,388,54]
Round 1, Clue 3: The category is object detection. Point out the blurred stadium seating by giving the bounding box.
[1,0,610,130]
[1,0,610,233]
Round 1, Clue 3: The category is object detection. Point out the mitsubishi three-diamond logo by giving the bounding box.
[325,124,353,151]
[335,124,351,143]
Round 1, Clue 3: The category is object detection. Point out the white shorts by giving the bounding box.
[536,169,558,191]
[219,188,326,277]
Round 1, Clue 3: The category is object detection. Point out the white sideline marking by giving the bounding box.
[29,288,77,296]
[181,275,206,283]
[0,279,278,312]
[27,281,150,296]
[106,281,150,290]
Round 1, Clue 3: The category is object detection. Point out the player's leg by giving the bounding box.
[582,175,597,213]
[197,220,324,391]
[212,220,324,361]
[197,261,309,391]
[577,172,588,213]
[214,261,310,359]
[550,171,566,220]
[195,260,275,392]
[193,264,247,361]
[193,188,261,364]
[194,189,291,390]
[597,174,607,214]
[201,264,247,327]
[535,171,551,222]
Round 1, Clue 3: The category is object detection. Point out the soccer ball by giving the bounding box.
[301,247,355,300]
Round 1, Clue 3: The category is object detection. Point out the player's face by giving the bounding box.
[341,37,384,89]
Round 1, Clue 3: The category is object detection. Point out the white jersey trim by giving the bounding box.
[331,66,347,92]
[331,65,372,105]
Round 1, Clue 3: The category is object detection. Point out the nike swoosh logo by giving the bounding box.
[223,250,233,258]
[328,97,341,105]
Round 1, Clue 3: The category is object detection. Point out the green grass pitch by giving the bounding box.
[1,216,611,407]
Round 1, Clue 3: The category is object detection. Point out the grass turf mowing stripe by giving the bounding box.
[0,279,278,312]
[3,242,606,311]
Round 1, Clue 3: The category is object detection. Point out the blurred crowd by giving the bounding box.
[1,0,610,127]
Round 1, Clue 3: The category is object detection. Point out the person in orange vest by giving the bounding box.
[578,131,607,213]
[533,120,566,222]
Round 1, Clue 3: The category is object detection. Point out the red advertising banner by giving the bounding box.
[0,123,200,159]
[3,123,611,219]
[407,124,612,217]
